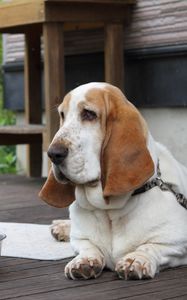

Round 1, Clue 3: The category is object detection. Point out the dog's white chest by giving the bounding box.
[70,185,139,268]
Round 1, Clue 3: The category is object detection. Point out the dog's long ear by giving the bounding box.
[39,169,75,208]
[102,87,154,198]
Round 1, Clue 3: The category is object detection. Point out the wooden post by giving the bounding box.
[43,22,65,149]
[24,29,42,177]
[104,23,124,91]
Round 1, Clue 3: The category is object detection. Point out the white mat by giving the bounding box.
[0,222,75,260]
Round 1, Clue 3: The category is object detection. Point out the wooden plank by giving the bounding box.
[0,260,70,282]
[45,0,135,3]
[0,22,102,34]
[0,133,42,145]
[124,0,187,50]
[0,125,44,145]
[104,23,124,91]
[24,29,43,177]
[45,3,130,23]
[0,24,43,34]
[0,175,67,222]
[0,205,67,223]
[43,22,65,147]
[0,0,44,29]
[0,261,114,300]
[0,125,45,134]
[1,268,187,300]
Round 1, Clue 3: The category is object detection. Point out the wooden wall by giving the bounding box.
[3,0,187,63]
[124,0,187,49]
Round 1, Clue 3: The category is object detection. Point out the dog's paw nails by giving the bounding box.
[115,255,156,280]
[50,220,70,242]
[65,256,104,280]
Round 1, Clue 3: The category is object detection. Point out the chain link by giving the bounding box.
[133,161,187,210]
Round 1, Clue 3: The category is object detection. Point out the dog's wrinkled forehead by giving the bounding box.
[58,82,107,114]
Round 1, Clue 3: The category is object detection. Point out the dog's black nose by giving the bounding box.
[47,143,68,165]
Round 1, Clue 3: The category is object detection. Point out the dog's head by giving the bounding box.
[39,83,154,207]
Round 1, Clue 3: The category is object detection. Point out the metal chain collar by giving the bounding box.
[133,161,187,210]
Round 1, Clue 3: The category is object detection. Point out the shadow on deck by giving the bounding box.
[0,175,187,300]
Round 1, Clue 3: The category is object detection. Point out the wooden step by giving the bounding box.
[0,124,45,145]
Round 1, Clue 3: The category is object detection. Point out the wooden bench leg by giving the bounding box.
[104,23,124,92]
[24,29,42,177]
[43,22,65,170]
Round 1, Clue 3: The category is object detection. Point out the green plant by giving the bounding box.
[0,33,17,174]
[0,146,16,174]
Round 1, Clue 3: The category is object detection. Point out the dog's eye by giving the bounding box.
[60,111,65,120]
[81,109,97,121]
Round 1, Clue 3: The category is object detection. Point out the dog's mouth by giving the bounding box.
[53,165,71,184]
[86,179,100,187]
[53,164,100,187]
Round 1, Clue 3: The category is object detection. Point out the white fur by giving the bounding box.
[51,83,106,184]
[52,83,187,280]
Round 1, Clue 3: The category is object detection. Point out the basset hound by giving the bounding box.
[39,82,187,280]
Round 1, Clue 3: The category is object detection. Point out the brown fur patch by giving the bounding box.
[58,93,71,114]
[86,84,154,197]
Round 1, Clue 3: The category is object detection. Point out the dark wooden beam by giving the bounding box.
[43,22,65,145]
[104,23,124,91]
[24,30,43,177]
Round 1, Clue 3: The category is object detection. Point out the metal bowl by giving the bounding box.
[0,234,6,255]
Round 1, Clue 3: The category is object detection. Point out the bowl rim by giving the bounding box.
[0,234,6,241]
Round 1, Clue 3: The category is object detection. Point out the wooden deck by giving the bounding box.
[0,175,187,300]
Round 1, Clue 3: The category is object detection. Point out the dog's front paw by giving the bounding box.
[115,253,156,280]
[51,219,71,242]
[65,255,104,280]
